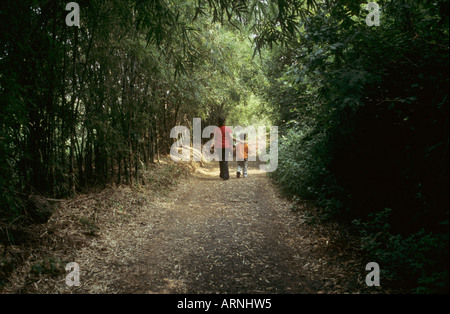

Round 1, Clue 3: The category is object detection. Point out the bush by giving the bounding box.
[353,209,449,293]
[269,123,330,200]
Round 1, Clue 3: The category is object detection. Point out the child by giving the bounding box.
[235,133,249,178]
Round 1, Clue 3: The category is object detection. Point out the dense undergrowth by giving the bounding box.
[266,0,449,293]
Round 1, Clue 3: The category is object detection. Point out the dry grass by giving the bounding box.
[0,156,197,293]
[1,157,387,294]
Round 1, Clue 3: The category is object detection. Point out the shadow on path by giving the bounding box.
[109,161,370,294]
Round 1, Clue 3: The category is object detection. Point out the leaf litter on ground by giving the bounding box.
[1,157,394,294]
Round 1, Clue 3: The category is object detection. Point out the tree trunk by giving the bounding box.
[69,26,78,195]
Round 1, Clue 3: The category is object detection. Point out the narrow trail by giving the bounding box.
[115,161,312,293]
[2,160,373,294]
[75,161,368,294]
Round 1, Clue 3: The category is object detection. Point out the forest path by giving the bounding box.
[2,160,371,294]
[115,161,316,293]
[72,161,368,294]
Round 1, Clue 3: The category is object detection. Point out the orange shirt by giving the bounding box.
[236,142,248,160]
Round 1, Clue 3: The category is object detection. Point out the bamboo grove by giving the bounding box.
[0,0,273,217]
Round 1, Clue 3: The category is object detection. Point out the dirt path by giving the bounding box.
[77,161,370,293]
[114,161,311,293]
[2,160,374,294]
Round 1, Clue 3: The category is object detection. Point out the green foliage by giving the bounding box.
[30,257,64,278]
[353,209,449,293]
[270,123,329,200]
[0,0,272,224]
[264,0,449,292]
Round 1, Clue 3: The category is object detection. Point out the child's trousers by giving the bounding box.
[237,159,248,177]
